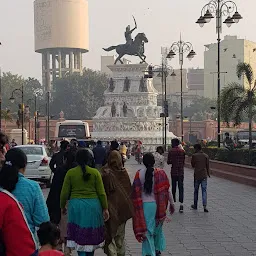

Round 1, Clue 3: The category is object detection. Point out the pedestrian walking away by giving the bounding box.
[105,142,111,155]
[11,139,17,148]
[119,142,128,163]
[50,140,70,173]
[0,158,38,256]
[191,143,210,212]
[132,153,175,256]
[167,138,185,213]
[9,148,50,240]
[60,149,109,256]
[152,146,165,169]
[104,140,124,167]
[0,132,8,165]
[38,222,64,256]
[47,150,77,255]
[93,140,107,170]
[101,150,134,256]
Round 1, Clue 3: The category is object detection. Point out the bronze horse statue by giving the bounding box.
[103,33,148,64]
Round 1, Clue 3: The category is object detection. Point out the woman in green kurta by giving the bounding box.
[60,149,109,256]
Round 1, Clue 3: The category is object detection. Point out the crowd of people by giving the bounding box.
[0,132,210,256]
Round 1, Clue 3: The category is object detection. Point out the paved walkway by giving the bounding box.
[44,160,256,256]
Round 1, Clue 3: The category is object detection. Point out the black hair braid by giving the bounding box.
[143,153,155,195]
[81,162,90,182]
[76,149,91,182]
[144,166,154,195]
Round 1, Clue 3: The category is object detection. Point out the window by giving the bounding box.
[58,125,86,139]
[20,147,43,155]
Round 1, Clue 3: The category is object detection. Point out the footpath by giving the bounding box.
[43,159,256,256]
[98,160,256,256]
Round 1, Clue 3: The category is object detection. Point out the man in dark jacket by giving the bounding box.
[191,143,210,212]
[167,138,185,213]
[93,140,107,170]
[49,140,69,173]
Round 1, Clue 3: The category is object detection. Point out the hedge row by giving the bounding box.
[185,147,256,166]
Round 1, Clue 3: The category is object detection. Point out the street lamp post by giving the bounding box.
[10,84,24,145]
[27,95,37,144]
[145,65,176,150]
[38,104,47,143]
[167,35,196,142]
[196,0,242,148]
[47,91,50,145]
[161,64,176,149]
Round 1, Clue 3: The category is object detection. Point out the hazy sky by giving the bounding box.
[0,0,255,80]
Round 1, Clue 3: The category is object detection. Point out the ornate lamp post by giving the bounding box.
[157,64,176,149]
[145,64,176,150]
[167,35,196,142]
[27,95,37,144]
[47,91,50,145]
[10,84,24,145]
[38,104,47,143]
[196,0,242,147]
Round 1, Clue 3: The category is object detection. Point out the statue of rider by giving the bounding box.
[125,16,137,49]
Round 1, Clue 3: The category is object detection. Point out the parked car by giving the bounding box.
[15,145,52,187]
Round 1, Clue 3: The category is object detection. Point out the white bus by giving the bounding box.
[55,120,91,142]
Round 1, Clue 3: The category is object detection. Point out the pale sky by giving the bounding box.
[0,0,255,80]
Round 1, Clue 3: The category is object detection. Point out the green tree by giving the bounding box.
[183,97,217,121]
[24,77,44,101]
[1,72,44,113]
[220,62,256,150]
[1,109,13,130]
[51,69,108,119]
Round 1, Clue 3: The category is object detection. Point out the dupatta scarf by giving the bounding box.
[132,168,170,242]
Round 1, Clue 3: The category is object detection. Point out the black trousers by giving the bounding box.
[171,175,184,203]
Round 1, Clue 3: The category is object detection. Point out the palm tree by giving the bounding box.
[1,109,13,131]
[220,62,256,150]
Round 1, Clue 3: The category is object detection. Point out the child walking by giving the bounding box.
[37,222,64,256]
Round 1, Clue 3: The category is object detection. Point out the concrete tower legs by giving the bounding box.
[42,49,83,91]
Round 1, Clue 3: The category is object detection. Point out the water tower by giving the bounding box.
[34,0,89,91]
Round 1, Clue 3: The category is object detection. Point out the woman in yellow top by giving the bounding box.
[119,142,127,162]
[60,149,109,256]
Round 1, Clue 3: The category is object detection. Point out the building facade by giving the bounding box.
[153,68,204,112]
[204,35,256,99]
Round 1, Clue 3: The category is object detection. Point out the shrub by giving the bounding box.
[184,146,256,166]
[206,140,218,147]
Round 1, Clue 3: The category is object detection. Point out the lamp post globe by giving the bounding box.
[196,16,206,27]
[232,11,243,23]
[203,9,214,23]
[10,97,15,104]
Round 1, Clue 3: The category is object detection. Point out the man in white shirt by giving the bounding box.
[152,146,165,169]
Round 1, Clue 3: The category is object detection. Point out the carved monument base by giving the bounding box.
[92,63,176,152]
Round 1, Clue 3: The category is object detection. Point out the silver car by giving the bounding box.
[16,145,52,187]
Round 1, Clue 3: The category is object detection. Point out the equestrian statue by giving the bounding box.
[103,16,148,64]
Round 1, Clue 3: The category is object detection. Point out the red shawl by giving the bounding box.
[132,168,170,242]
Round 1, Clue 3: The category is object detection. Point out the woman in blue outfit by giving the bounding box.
[9,148,50,239]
